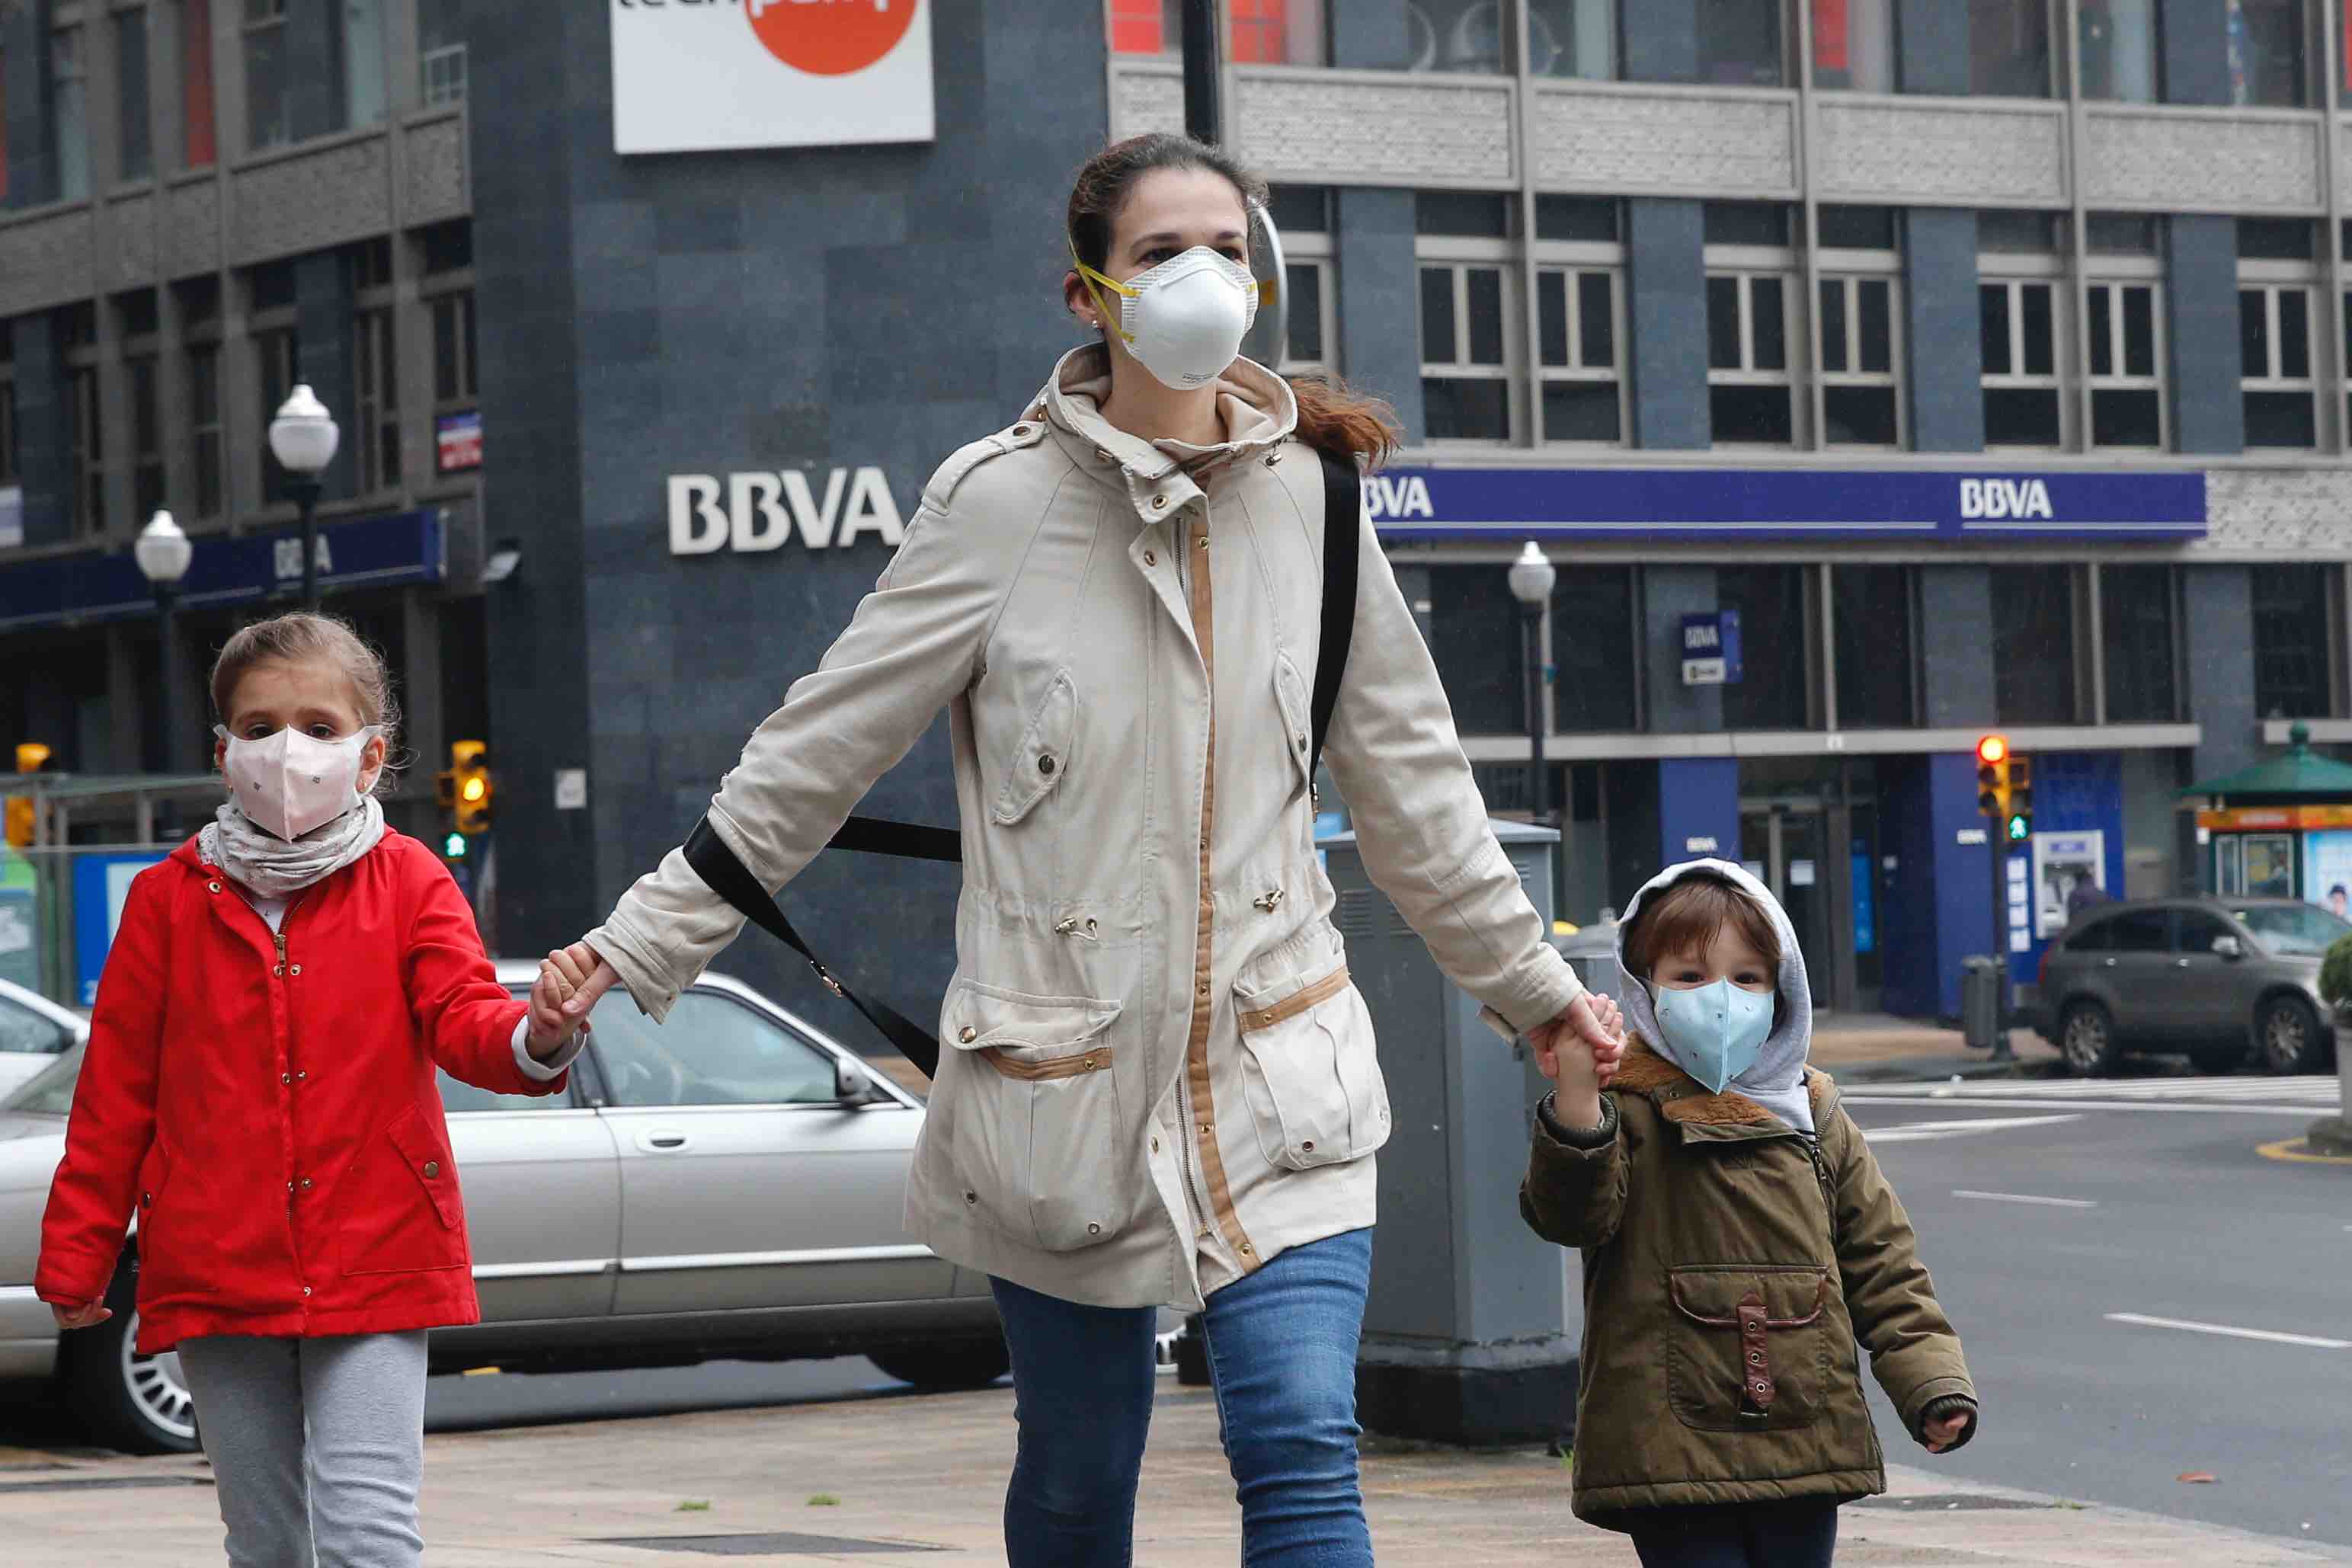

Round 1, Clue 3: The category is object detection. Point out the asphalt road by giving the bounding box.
[1838,1074,2347,1549]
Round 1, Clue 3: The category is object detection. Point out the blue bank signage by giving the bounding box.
[0,510,444,632]
[1364,467,2206,541]
[1680,610,1742,686]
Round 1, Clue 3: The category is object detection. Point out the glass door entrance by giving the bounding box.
[1739,805,1838,1014]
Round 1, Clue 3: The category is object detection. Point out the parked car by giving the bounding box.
[0,964,1004,1454]
[0,979,85,1100]
[2030,897,2346,1077]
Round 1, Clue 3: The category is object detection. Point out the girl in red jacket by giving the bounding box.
[37,611,584,1568]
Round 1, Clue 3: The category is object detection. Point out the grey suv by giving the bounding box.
[2031,897,2346,1077]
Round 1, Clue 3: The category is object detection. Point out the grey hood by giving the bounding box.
[1615,859,1816,1133]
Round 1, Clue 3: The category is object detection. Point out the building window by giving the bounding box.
[353,306,398,492]
[189,342,222,518]
[2080,0,2160,101]
[2101,564,2178,724]
[1979,279,2064,446]
[1819,210,1902,447]
[1719,567,1813,730]
[1105,1,1329,66]
[130,353,163,523]
[2240,283,2317,447]
[2231,0,2305,106]
[1706,272,1797,446]
[1971,0,2053,96]
[117,8,152,183]
[1527,0,1618,78]
[418,0,465,104]
[339,0,386,129]
[429,290,476,406]
[1832,565,1915,728]
[254,324,297,501]
[2086,280,2165,448]
[0,338,16,489]
[69,365,101,535]
[1535,200,1625,446]
[1991,565,2078,726]
[1701,0,1784,85]
[1554,567,1637,732]
[1416,192,1516,443]
[182,0,215,168]
[1427,565,1526,735]
[245,0,290,151]
[53,24,88,201]
[2252,564,2336,718]
[1270,190,1335,376]
[1810,0,1896,91]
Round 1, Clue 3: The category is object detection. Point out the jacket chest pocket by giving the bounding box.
[992,672,1077,827]
[1233,934,1390,1171]
[1272,654,1316,803]
[1664,1264,1831,1433]
[942,981,1126,1252]
[338,1102,468,1276]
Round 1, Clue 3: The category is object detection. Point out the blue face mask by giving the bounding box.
[1650,979,1775,1094]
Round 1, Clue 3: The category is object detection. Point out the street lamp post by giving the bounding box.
[267,385,339,610]
[1507,542,1557,828]
[134,510,194,800]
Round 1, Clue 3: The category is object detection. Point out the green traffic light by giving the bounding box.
[2005,814,2031,843]
[444,831,467,859]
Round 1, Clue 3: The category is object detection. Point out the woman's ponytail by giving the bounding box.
[1286,373,1404,472]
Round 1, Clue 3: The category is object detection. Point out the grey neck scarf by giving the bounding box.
[198,795,386,901]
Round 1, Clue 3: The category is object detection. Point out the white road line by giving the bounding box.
[2104,1313,2352,1351]
[1952,1189,2098,1208]
[1845,1076,2338,1106]
[1841,1094,2322,1117]
[1861,1113,2082,1143]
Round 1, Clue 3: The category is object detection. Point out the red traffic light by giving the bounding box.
[1976,734,2010,766]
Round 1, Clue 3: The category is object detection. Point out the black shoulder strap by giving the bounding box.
[1309,446,1361,782]
[678,443,1363,1078]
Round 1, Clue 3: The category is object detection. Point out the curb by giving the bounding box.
[1835,1054,2058,1086]
[2301,1115,2352,1158]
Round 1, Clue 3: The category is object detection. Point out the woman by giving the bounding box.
[556,133,1624,1565]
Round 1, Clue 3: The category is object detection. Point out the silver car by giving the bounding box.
[0,978,85,1100]
[2032,897,2346,1077]
[0,964,1004,1454]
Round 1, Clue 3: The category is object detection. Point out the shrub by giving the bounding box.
[2318,934,2352,1009]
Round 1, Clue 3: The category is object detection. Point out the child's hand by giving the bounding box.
[526,950,590,1059]
[1530,993,1627,1086]
[49,1300,111,1331]
[1923,1410,1972,1452]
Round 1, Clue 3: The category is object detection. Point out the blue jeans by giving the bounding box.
[990,1227,1374,1568]
[1624,1500,1840,1568]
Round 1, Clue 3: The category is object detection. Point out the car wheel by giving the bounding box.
[866,1337,1012,1393]
[59,1256,200,1455]
[2257,996,2326,1075]
[2188,1042,2247,1075]
[2060,1001,2121,1077]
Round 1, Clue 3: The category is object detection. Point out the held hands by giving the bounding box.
[1528,991,1627,1131]
[48,1299,110,1331]
[526,946,600,1060]
[555,942,622,1026]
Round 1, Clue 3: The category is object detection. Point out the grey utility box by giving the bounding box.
[1961,955,2003,1051]
[1325,820,1576,1447]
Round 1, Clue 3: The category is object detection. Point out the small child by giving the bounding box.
[37,612,588,1568]
[1521,859,1977,1568]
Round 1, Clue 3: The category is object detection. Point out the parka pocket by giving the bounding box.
[992,673,1078,827]
[1664,1264,1832,1433]
[132,1143,210,1297]
[1272,653,1316,802]
[1234,930,1391,1171]
[340,1103,469,1276]
[942,981,1125,1252]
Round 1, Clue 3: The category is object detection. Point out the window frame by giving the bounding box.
[1979,256,2072,451]
[1704,238,1806,449]
[0,347,16,491]
[113,3,153,186]
[1416,238,1521,446]
[1816,239,1904,450]
[2083,268,2168,452]
[242,0,290,152]
[2238,261,2321,450]
[51,21,89,203]
[1278,223,1336,380]
[249,275,298,503]
[1532,229,1627,446]
[350,246,399,496]
[187,337,222,520]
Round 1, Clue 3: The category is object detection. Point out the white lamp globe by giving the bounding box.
[1507,540,1557,607]
[134,510,194,586]
[267,384,341,475]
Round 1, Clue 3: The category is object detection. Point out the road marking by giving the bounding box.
[2257,1138,2352,1166]
[1953,1189,2098,1208]
[1861,1114,2080,1143]
[1845,1075,2338,1108]
[1843,1094,2322,1117]
[2104,1313,2352,1351]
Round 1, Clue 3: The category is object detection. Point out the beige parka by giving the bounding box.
[588,346,1585,1311]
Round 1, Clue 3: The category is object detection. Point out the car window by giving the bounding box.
[2174,912,2235,955]
[0,995,72,1057]
[2232,903,2352,958]
[2,1041,82,1112]
[2066,919,2114,952]
[587,989,840,1109]
[2106,909,2170,953]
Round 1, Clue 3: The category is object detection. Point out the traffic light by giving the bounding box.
[5,743,51,850]
[1975,734,2033,843]
[437,740,492,836]
[443,830,467,860]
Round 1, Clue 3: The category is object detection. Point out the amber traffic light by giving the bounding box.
[438,740,492,837]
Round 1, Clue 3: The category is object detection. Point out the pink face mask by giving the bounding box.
[216,726,377,841]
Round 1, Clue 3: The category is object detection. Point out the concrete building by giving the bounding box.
[4,0,2350,1026]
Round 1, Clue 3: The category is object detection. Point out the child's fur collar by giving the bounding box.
[1611,1046,1833,1126]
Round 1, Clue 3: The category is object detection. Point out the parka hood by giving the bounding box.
[1615,858,1815,1133]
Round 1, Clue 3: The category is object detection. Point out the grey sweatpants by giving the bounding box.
[177,1331,428,1568]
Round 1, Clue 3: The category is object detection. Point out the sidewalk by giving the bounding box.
[5,1381,2343,1566]
[1809,1011,2063,1082]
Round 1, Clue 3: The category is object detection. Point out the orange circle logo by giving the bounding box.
[747,0,917,77]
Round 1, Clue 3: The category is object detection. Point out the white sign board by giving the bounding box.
[611,0,935,155]
[554,770,588,811]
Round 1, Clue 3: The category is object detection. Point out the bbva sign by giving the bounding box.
[669,469,908,555]
[1958,477,2055,521]
[1361,473,1435,522]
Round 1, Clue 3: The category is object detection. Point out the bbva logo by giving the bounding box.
[1361,474,1435,521]
[668,469,908,555]
[1959,477,2055,521]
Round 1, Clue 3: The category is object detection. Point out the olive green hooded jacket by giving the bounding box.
[1521,1047,1975,1526]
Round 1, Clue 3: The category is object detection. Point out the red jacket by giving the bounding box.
[37,830,566,1353]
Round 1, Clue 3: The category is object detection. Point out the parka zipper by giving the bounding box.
[1805,1135,1839,1248]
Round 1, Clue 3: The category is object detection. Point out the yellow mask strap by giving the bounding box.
[1068,238,1139,344]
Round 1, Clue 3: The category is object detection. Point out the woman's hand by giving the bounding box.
[1528,992,1627,1085]
[50,1299,111,1331]
[526,947,603,1059]
[556,942,622,1025]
